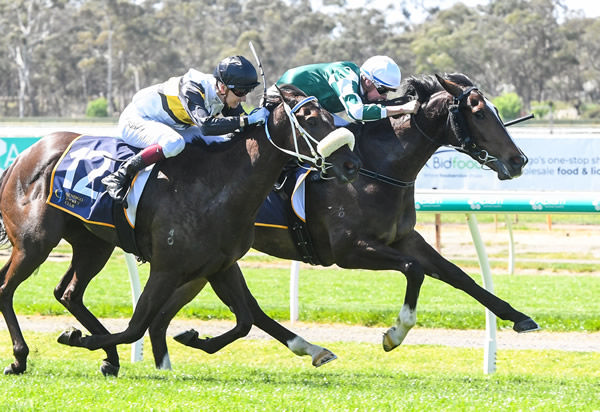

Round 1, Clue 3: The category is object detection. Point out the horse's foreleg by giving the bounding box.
[381,257,424,352]
[173,264,253,354]
[332,236,425,352]
[411,231,539,332]
[150,272,335,369]
[148,277,209,370]
[54,239,119,376]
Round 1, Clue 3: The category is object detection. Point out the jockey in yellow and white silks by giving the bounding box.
[102,55,269,203]
[276,56,420,126]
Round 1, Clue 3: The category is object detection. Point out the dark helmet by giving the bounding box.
[214,55,260,92]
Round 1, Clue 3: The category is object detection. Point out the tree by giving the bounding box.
[0,0,70,117]
[0,0,598,117]
[488,0,574,106]
[493,92,523,120]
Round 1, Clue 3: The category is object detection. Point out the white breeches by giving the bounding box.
[119,107,233,157]
[119,106,185,158]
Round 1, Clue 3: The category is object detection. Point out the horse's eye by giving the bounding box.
[305,116,317,127]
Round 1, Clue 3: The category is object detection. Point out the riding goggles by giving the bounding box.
[375,84,396,95]
[228,86,254,97]
[372,78,396,95]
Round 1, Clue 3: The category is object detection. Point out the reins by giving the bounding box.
[357,168,415,187]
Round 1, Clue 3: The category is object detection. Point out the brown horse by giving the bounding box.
[145,73,539,369]
[0,85,361,376]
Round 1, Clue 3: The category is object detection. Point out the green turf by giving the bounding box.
[0,333,598,411]
[4,250,599,332]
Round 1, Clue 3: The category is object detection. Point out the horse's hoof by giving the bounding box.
[382,328,398,352]
[100,359,120,377]
[514,318,541,333]
[156,354,172,371]
[3,362,24,375]
[173,329,199,346]
[312,348,337,367]
[57,327,83,346]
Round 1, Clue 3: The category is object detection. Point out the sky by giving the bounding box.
[439,0,600,17]
[311,0,600,22]
[558,0,600,17]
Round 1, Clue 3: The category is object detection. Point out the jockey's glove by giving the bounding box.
[247,107,269,125]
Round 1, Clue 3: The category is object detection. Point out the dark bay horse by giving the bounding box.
[0,86,361,376]
[146,73,539,369]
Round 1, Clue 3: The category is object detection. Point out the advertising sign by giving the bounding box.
[0,137,40,172]
[416,131,600,193]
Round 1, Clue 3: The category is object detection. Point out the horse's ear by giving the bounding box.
[277,85,294,106]
[265,85,282,110]
[434,73,444,86]
[435,73,463,98]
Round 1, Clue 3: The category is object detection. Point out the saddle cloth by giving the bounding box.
[255,168,312,229]
[46,134,154,229]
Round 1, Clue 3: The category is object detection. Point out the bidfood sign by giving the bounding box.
[416,132,600,193]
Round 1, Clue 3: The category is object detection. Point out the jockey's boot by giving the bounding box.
[101,154,146,203]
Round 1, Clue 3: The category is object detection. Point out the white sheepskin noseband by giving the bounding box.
[316,127,355,158]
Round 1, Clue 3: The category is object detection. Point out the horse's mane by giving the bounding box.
[264,84,307,111]
[399,73,474,103]
[351,73,475,146]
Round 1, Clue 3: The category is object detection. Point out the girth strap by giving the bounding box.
[275,167,321,266]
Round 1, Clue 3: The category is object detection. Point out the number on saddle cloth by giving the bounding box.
[46,135,146,257]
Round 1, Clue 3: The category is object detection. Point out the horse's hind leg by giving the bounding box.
[149,272,335,369]
[54,233,118,376]
[244,286,337,367]
[173,264,254,354]
[0,243,58,374]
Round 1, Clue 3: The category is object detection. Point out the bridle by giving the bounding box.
[412,86,499,166]
[356,86,495,188]
[264,95,352,176]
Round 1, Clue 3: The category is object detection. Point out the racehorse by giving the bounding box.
[0,85,361,376]
[145,73,539,370]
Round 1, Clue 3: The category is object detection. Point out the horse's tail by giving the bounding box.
[0,166,13,247]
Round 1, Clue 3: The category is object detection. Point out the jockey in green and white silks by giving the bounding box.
[102,55,269,203]
[275,56,419,126]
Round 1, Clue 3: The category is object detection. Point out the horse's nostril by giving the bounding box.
[510,155,526,168]
[344,161,358,174]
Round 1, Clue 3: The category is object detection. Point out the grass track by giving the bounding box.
[1,333,599,411]
[6,251,600,332]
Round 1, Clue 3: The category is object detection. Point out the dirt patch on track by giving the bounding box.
[4,315,598,353]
